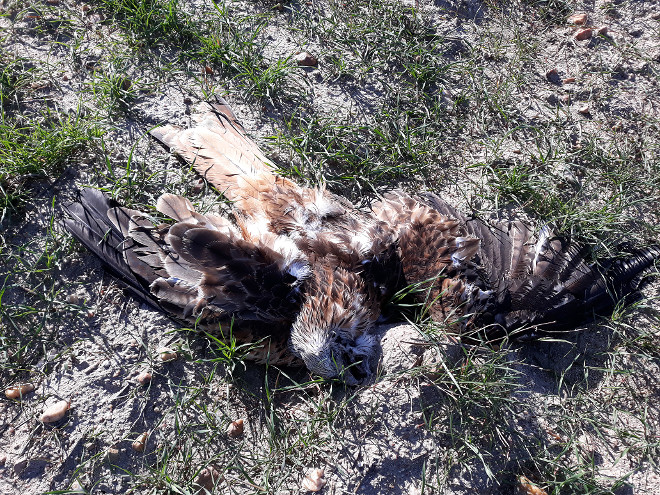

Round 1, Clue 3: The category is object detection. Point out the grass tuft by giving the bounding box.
[0,107,101,219]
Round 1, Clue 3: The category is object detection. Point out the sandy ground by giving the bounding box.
[1,0,659,493]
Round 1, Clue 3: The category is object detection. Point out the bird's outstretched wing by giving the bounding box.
[62,188,308,365]
[150,99,300,215]
[150,98,386,262]
[378,190,659,340]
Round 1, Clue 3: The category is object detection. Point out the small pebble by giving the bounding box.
[132,432,148,452]
[545,68,559,81]
[562,77,576,83]
[301,468,326,492]
[518,475,548,495]
[194,465,223,493]
[160,350,177,362]
[65,294,79,304]
[192,178,205,194]
[578,105,590,115]
[40,400,70,423]
[5,383,35,400]
[137,371,152,385]
[568,13,587,25]
[13,459,28,476]
[69,480,85,494]
[596,26,608,35]
[295,51,318,67]
[106,447,119,462]
[226,419,244,438]
[574,28,592,40]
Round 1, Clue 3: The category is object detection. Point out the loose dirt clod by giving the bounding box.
[301,468,326,492]
[226,419,244,438]
[40,400,70,423]
[5,383,35,399]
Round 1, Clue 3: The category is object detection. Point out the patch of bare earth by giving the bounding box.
[0,0,659,493]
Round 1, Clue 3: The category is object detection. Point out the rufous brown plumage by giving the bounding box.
[62,98,659,383]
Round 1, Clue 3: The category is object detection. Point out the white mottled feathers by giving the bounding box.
[149,98,394,380]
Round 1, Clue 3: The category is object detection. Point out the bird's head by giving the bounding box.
[289,288,379,385]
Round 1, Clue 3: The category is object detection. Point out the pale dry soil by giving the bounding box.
[1,0,659,494]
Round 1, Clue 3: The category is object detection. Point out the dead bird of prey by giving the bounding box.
[62,98,659,384]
